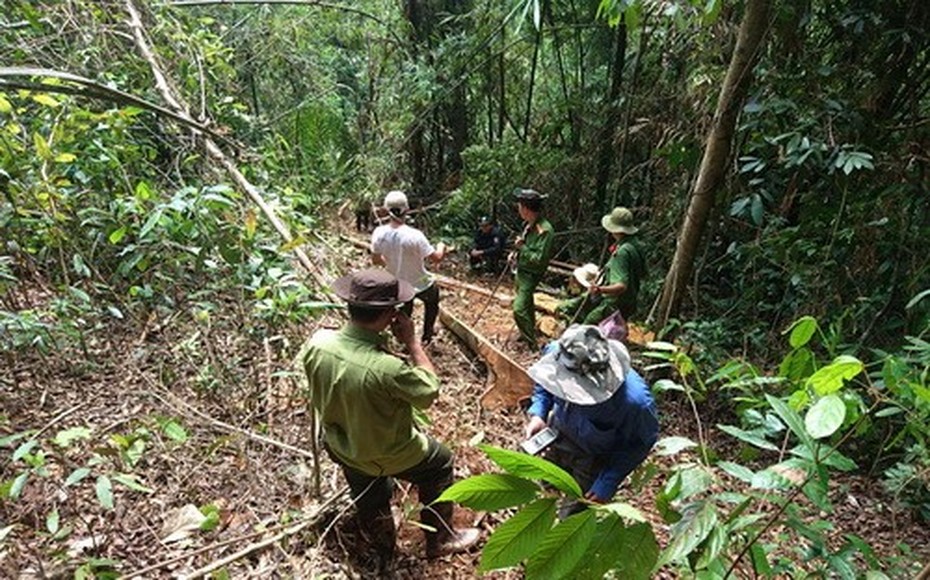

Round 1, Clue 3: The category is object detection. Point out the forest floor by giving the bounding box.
[2,222,929,579]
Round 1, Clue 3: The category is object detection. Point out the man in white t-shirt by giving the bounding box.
[371,191,447,344]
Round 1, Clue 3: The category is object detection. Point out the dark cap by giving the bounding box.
[513,187,547,201]
[332,268,415,307]
[478,215,492,226]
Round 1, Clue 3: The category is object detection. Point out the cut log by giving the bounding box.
[439,308,532,409]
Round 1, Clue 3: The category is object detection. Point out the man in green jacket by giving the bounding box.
[511,188,555,347]
[559,206,646,325]
[304,269,479,568]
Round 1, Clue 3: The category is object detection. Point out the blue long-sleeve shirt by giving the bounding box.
[527,366,659,501]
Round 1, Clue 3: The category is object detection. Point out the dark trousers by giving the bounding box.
[399,283,440,343]
[331,436,455,554]
[541,434,604,519]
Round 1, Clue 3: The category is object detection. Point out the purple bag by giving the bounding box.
[598,310,628,342]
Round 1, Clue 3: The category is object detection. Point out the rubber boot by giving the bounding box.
[423,502,480,558]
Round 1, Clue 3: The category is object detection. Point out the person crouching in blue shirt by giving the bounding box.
[524,324,658,515]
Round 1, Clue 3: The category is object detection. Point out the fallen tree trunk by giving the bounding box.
[439,308,532,409]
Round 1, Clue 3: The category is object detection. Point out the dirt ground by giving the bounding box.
[1,228,928,579]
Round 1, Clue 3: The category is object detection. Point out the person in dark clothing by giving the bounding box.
[469,216,505,272]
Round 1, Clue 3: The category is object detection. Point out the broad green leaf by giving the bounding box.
[161,420,189,443]
[596,501,646,522]
[780,347,815,381]
[750,543,772,577]
[614,521,658,580]
[54,152,76,163]
[478,498,556,571]
[785,316,818,348]
[656,500,718,568]
[12,440,39,461]
[717,424,778,451]
[53,427,92,448]
[199,504,221,531]
[96,475,114,510]
[0,95,11,113]
[654,436,697,456]
[677,466,715,501]
[803,478,831,512]
[525,510,596,580]
[717,461,754,483]
[32,94,59,107]
[33,132,51,159]
[656,472,682,523]
[112,473,153,493]
[65,467,91,486]
[479,445,582,498]
[0,431,32,448]
[575,514,625,579]
[434,473,539,511]
[806,356,864,396]
[789,444,857,471]
[804,394,846,439]
[696,524,729,570]
[10,472,29,499]
[108,226,128,244]
[750,469,793,490]
[865,572,890,580]
[46,509,60,534]
[765,394,811,448]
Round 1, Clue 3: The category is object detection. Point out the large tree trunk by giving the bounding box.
[654,0,772,328]
[593,19,627,215]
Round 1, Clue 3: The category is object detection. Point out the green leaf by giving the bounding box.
[806,355,864,396]
[96,475,114,510]
[32,93,59,108]
[525,510,596,580]
[434,473,539,511]
[574,514,625,579]
[656,500,718,568]
[54,152,76,163]
[785,316,818,348]
[108,226,128,245]
[654,436,697,456]
[0,94,12,114]
[479,445,582,498]
[750,543,773,577]
[46,509,60,534]
[596,501,646,523]
[716,424,778,451]
[765,394,812,448]
[717,461,754,483]
[65,467,91,487]
[53,427,92,448]
[906,289,930,310]
[478,498,556,571]
[12,439,39,461]
[696,524,729,570]
[804,394,846,439]
[10,472,29,499]
[33,132,51,159]
[112,473,153,493]
[199,504,221,531]
[161,420,189,443]
[750,469,794,490]
[0,431,32,448]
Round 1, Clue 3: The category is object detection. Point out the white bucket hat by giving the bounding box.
[383,190,409,214]
[572,263,600,288]
[527,325,631,405]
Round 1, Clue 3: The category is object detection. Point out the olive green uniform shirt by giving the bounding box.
[604,237,646,318]
[304,325,440,476]
[516,218,555,277]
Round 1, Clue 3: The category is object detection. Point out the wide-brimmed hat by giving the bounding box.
[384,190,409,215]
[332,268,414,307]
[572,263,600,288]
[601,207,638,235]
[527,325,631,405]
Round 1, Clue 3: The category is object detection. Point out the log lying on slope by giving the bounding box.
[438,308,532,409]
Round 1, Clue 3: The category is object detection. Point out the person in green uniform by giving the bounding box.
[558,206,646,325]
[303,269,479,569]
[510,188,555,346]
